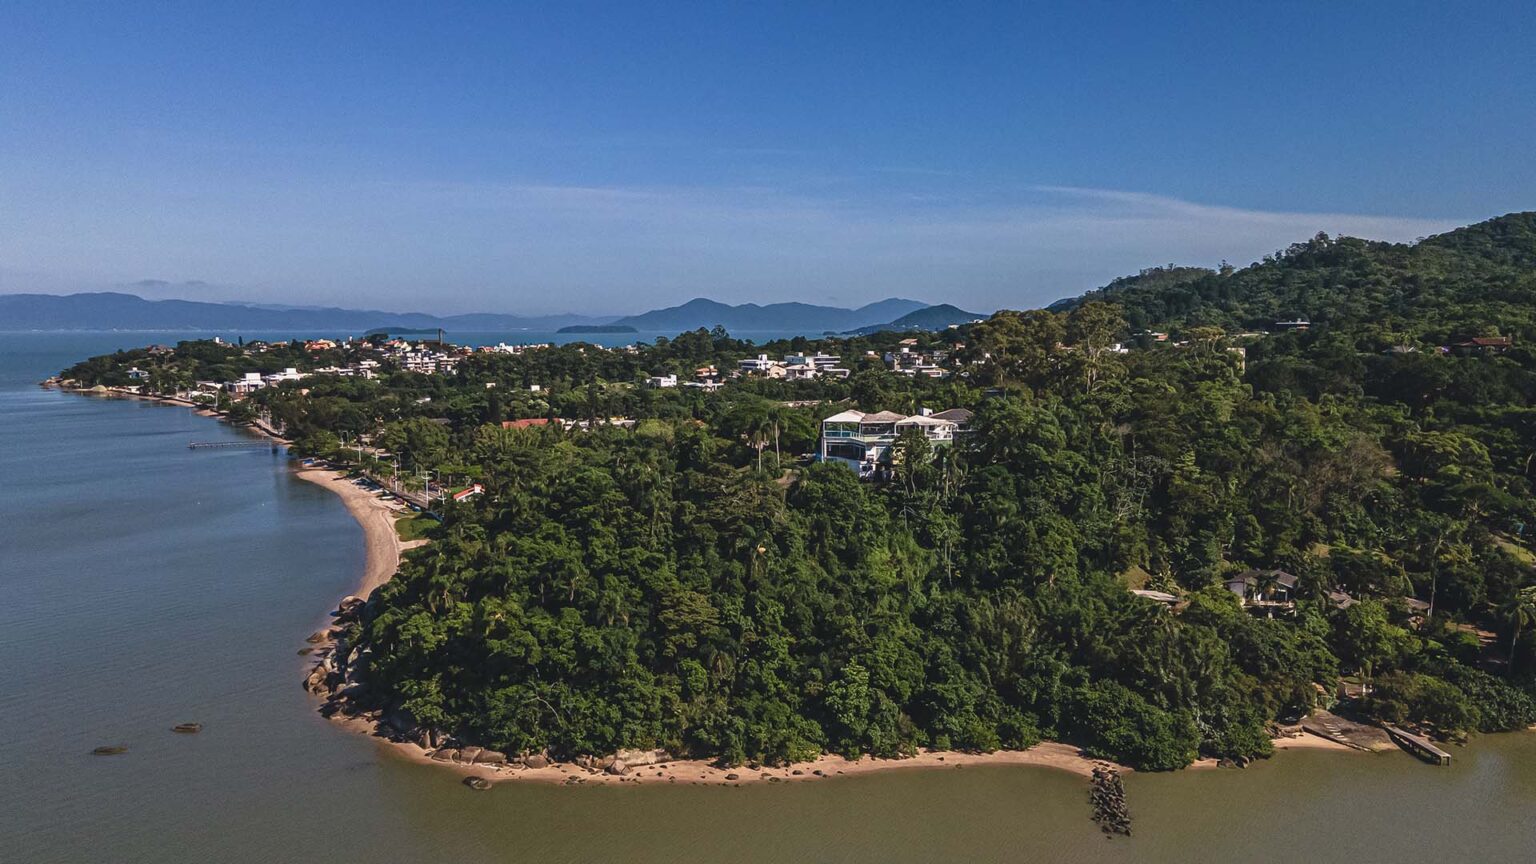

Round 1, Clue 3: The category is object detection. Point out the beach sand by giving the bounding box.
[293,467,420,598]
[342,723,1119,786]
[366,732,1358,789]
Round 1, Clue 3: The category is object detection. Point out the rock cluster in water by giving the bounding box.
[1089,764,1131,837]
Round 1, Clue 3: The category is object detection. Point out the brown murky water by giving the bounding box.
[4,335,1535,864]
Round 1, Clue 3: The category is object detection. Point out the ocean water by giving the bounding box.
[3,332,1536,864]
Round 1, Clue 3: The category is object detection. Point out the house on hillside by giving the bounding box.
[1452,336,1513,356]
[227,372,265,395]
[784,353,849,378]
[1226,569,1298,613]
[928,408,974,430]
[819,409,962,479]
[737,354,784,376]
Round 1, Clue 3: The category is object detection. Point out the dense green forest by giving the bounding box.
[62,213,1536,770]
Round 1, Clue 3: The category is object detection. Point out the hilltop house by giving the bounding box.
[1452,336,1513,356]
[1225,569,1298,607]
[737,354,782,375]
[783,353,850,378]
[819,409,962,478]
[885,346,949,378]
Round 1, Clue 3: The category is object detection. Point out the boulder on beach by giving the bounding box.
[431,748,460,762]
[615,747,671,767]
[606,759,628,776]
[473,750,508,765]
[458,746,483,763]
[463,776,491,791]
[524,753,550,769]
[303,665,332,693]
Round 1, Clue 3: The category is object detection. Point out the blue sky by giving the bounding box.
[1,1,1532,314]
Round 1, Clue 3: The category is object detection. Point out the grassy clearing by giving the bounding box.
[395,512,439,542]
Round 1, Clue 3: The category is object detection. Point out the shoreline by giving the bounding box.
[292,467,420,601]
[58,382,1369,788]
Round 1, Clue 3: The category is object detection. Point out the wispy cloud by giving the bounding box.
[0,170,1463,314]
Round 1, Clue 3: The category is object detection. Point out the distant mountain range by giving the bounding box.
[0,292,607,332]
[841,303,985,335]
[0,292,975,335]
[608,297,931,333]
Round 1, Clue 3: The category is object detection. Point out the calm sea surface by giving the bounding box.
[3,332,1535,864]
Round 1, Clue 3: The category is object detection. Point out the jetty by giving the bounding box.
[189,440,281,451]
[1383,725,1452,765]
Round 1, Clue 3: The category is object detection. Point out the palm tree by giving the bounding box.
[1500,586,1536,666]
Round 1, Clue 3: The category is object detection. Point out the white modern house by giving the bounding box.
[819,409,962,478]
[227,371,265,394]
[646,373,678,388]
[738,354,781,375]
[783,353,850,378]
[262,367,305,386]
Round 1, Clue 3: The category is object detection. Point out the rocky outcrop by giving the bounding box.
[1089,765,1131,837]
[303,663,333,694]
[334,596,366,623]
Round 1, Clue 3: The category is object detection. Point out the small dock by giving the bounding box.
[1383,725,1452,765]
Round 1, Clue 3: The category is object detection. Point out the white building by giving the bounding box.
[819,409,961,478]
[783,352,849,378]
[262,367,304,386]
[227,372,264,395]
[737,354,784,376]
[646,374,678,388]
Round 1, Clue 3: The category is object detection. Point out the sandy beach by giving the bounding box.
[348,724,1355,788]
[342,721,1122,786]
[293,467,421,599]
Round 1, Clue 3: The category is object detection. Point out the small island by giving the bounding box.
[557,323,638,334]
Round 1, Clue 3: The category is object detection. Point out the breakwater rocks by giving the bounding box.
[1089,764,1131,837]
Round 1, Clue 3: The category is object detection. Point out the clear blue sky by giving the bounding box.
[1,1,1532,314]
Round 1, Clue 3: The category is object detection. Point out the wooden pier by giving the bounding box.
[1383,725,1452,765]
[189,441,281,451]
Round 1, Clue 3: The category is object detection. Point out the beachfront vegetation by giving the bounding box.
[61,213,1536,768]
